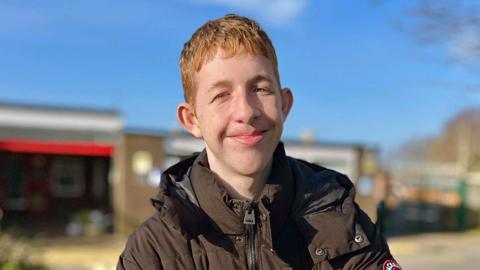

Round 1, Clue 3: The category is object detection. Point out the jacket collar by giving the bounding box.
[190,150,244,234]
[190,142,294,237]
[151,155,209,238]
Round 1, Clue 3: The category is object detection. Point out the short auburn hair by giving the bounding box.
[179,14,280,104]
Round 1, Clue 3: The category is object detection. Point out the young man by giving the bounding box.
[118,14,400,270]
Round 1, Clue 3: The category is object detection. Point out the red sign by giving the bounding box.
[0,139,114,157]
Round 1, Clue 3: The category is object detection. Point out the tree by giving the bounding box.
[398,0,480,66]
[428,108,480,167]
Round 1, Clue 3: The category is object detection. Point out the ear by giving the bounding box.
[280,88,293,121]
[177,103,203,138]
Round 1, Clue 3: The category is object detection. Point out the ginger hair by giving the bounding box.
[179,14,280,104]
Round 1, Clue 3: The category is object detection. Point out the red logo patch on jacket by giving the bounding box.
[383,259,401,270]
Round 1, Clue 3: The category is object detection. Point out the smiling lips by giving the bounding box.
[229,130,266,145]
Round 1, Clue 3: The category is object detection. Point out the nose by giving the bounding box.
[231,91,261,124]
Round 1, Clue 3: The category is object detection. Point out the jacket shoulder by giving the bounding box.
[287,157,354,211]
[287,157,398,269]
[287,157,353,186]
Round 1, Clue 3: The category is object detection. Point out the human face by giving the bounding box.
[178,50,293,177]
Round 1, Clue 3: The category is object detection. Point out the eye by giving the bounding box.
[253,87,273,95]
[210,92,229,103]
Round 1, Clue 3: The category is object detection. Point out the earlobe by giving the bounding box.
[177,103,203,138]
[280,88,293,121]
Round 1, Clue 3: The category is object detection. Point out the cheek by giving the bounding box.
[262,99,283,121]
[197,109,226,133]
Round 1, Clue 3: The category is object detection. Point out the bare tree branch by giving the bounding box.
[398,0,480,65]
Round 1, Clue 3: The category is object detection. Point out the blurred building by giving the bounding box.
[0,102,380,236]
[113,129,166,235]
[385,108,480,233]
[0,102,121,235]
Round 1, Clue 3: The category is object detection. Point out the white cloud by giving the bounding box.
[448,27,480,65]
[191,0,309,25]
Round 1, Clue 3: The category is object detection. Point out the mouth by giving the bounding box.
[229,130,267,145]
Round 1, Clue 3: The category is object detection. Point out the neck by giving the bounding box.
[207,155,272,201]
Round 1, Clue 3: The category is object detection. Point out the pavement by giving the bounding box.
[29,230,480,270]
[388,230,480,270]
[32,235,126,270]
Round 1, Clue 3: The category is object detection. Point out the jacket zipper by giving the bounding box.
[243,203,258,270]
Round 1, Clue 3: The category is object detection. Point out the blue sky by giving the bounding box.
[1,0,479,155]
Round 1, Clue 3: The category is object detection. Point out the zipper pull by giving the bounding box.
[243,206,256,225]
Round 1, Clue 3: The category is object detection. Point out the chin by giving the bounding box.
[228,151,271,176]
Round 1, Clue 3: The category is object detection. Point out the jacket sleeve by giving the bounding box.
[116,223,165,270]
[329,204,400,270]
[117,247,164,270]
[117,254,144,270]
[117,244,163,270]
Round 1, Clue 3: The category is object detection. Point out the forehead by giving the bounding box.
[195,50,276,87]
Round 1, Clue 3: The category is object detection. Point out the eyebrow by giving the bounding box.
[247,75,273,86]
[207,75,274,93]
[207,80,232,93]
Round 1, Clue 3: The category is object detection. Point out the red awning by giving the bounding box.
[0,139,114,157]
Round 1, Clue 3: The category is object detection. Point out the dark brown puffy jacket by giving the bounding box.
[118,144,397,269]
